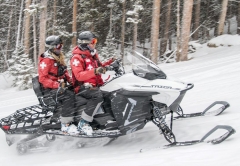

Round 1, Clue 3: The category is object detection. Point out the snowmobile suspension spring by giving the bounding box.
[153,106,165,122]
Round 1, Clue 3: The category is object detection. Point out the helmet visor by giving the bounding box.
[56,43,63,50]
[91,38,97,45]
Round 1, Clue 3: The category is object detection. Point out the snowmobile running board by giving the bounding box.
[43,129,122,138]
[140,125,236,152]
[174,101,230,120]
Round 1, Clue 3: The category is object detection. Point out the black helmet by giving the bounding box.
[78,31,96,44]
[45,35,63,48]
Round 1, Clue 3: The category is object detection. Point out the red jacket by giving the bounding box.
[71,46,113,93]
[38,51,72,89]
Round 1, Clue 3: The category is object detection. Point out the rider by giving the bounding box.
[70,31,114,135]
[38,35,77,133]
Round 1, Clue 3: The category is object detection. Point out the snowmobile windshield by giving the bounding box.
[130,51,166,80]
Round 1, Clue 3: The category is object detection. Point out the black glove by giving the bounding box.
[95,67,106,74]
[105,65,111,71]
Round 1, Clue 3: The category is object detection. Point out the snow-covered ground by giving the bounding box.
[0,35,240,166]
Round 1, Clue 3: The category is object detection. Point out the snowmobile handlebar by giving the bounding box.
[107,59,121,70]
[181,83,194,92]
[105,59,123,75]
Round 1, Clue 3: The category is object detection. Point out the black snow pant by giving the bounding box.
[43,88,76,124]
[76,87,103,122]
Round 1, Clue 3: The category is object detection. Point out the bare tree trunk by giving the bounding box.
[5,8,13,62]
[214,15,219,36]
[169,31,172,50]
[176,0,181,62]
[72,0,77,47]
[39,0,48,54]
[121,0,126,62]
[238,2,240,34]
[33,15,37,70]
[132,22,138,53]
[193,0,201,40]
[218,0,229,36]
[52,0,57,34]
[30,0,37,70]
[180,0,193,61]
[160,0,171,57]
[90,1,95,32]
[32,0,37,71]
[3,8,13,71]
[151,0,161,64]
[203,0,210,41]
[109,5,113,35]
[227,19,231,34]
[227,0,233,32]
[16,0,24,51]
[24,0,31,55]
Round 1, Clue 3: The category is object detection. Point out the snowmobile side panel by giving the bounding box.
[111,89,152,134]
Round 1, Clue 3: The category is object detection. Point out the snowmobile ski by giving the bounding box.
[140,125,235,152]
[174,101,230,120]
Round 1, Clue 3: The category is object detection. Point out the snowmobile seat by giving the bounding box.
[32,76,56,111]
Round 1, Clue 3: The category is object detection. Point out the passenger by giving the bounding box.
[38,35,77,134]
[70,31,115,135]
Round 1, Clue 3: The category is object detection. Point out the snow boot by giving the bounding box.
[61,123,79,134]
[77,119,93,136]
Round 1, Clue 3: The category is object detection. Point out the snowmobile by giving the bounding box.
[0,52,236,154]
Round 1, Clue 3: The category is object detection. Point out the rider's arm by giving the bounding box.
[64,71,73,85]
[71,55,96,81]
[38,59,59,89]
[95,54,113,67]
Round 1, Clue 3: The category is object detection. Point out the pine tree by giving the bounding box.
[99,33,117,60]
[8,46,35,90]
[126,0,143,53]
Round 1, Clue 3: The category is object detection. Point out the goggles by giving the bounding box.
[56,43,63,50]
[91,38,97,45]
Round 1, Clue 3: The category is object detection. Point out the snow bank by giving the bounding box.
[0,72,14,90]
[207,34,240,47]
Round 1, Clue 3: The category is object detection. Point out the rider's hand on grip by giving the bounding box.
[105,65,111,71]
[95,67,106,74]
[111,57,116,61]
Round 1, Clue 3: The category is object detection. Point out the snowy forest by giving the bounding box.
[0,0,239,90]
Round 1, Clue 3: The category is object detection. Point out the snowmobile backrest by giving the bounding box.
[32,76,44,97]
[32,76,57,111]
